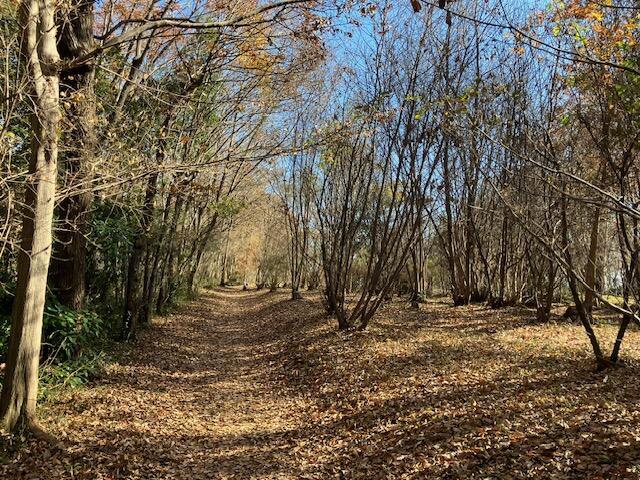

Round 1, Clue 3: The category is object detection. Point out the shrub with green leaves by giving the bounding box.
[39,351,109,395]
[42,302,105,363]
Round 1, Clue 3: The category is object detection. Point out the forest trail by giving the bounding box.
[9,289,317,479]
[4,289,640,479]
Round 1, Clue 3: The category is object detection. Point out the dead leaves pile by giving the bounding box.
[2,290,640,479]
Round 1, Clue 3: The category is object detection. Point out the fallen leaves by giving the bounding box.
[2,289,640,479]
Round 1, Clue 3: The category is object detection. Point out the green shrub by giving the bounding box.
[39,350,109,397]
[42,302,106,362]
[0,303,111,395]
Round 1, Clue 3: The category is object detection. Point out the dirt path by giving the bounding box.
[4,289,640,479]
[6,289,317,479]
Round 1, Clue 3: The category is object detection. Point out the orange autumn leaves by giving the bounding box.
[550,0,639,66]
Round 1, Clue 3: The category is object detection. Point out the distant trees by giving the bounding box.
[314,16,439,330]
[272,124,312,298]
[269,0,640,369]
[283,137,315,300]
[498,0,640,367]
[0,0,321,433]
[430,0,640,367]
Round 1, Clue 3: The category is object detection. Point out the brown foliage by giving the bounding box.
[2,289,640,478]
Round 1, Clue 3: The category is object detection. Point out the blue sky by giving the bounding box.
[321,0,556,97]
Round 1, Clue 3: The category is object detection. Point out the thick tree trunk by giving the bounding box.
[50,192,89,310]
[336,306,350,331]
[50,0,95,311]
[1,0,60,433]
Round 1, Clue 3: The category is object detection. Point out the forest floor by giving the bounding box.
[2,288,640,479]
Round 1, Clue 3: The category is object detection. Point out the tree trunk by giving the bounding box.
[186,213,219,294]
[409,247,422,309]
[49,0,95,311]
[610,314,631,364]
[142,192,173,323]
[560,194,606,368]
[442,140,464,305]
[495,209,509,308]
[156,195,184,312]
[219,231,230,287]
[610,248,638,364]
[1,0,60,433]
[583,207,601,314]
[123,172,158,337]
[187,251,203,294]
[536,258,556,322]
[123,112,174,334]
[123,236,144,337]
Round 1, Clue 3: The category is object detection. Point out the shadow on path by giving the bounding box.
[2,288,640,479]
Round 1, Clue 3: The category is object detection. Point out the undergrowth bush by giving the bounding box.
[39,351,110,398]
[1,301,113,394]
[42,301,106,362]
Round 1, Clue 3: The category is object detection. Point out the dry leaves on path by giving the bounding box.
[2,288,640,479]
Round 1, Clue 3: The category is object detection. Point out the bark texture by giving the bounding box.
[50,0,96,310]
[1,0,61,432]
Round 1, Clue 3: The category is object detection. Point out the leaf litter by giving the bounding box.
[2,289,640,479]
